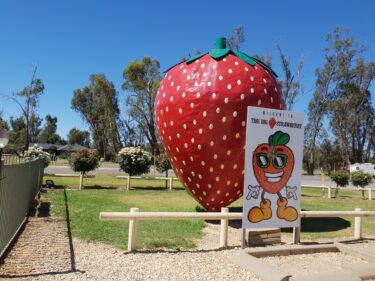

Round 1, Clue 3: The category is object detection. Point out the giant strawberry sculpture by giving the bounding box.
[155,38,284,211]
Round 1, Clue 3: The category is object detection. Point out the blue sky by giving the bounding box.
[1,0,374,139]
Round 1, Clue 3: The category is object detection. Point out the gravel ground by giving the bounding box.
[27,237,262,281]
[261,252,367,276]
[1,206,375,281]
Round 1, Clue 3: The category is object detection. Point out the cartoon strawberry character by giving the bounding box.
[247,130,298,222]
[155,38,284,211]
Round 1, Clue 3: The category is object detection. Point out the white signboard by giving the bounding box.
[242,107,304,228]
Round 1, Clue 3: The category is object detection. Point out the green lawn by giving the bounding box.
[44,189,211,250]
[43,176,375,250]
[295,187,375,239]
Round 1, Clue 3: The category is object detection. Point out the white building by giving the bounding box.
[350,163,375,177]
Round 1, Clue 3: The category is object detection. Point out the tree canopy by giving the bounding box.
[68,128,90,147]
[72,74,121,160]
[122,57,162,155]
[38,115,62,144]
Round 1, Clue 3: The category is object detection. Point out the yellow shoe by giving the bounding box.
[277,197,298,222]
[248,199,272,223]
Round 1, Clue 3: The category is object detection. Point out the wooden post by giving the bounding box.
[128,207,139,252]
[79,172,84,190]
[220,207,229,248]
[354,208,362,240]
[327,186,331,199]
[126,176,131,190]
[293,216,301,244]
[368,188,372,201]
[168,178,172,191]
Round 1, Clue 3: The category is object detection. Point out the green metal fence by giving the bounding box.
[0,158,44,259]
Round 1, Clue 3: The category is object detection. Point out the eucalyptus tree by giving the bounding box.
[122,57,161,155]
[305,27,364,174]
[8,67,44,150]
[72,74,121,159]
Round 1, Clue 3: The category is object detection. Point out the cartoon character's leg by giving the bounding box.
[248,190,272,223]
[276,192,298,222]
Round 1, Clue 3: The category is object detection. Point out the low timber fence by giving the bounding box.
[303,184,374,200]
[100,208,375,252]
[2,154,25,165]
[0,158,44,259]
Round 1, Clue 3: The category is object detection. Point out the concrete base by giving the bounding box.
[345,262,375,280]
[294,270,361,281]
[232,251,291,281]
[232,243,375,281]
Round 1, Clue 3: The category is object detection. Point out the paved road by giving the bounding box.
[46,166,339,186]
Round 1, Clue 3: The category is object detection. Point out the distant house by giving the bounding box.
[58,144,89,152]
[350,163,375,177]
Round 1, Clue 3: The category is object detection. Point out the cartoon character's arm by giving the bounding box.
[246,185,260,200]
[286,186,297,200]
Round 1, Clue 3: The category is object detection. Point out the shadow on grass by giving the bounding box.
[43,185,117,190]
[129,186,185,191]
[197,204,351,233]
[301,194,323,198]
[282,217,351,233]
[197,206,244,229]
[83,185,117,190]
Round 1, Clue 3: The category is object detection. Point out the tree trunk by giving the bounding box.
[126,175,131,190]
[79,172,84,190]
[165,170,168,189]
[24,116,30,151]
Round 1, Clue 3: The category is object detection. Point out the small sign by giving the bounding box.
[242,107,304,228]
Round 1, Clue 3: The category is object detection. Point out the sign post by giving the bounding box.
[242,107,304,234]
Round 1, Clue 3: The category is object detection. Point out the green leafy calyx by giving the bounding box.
[268,131,290,146]
[183,37,278,77]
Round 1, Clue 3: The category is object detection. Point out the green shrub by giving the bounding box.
[351,171,373,188]
[330,171,349,197]
[155,153,171,173]
[330,171,350,187]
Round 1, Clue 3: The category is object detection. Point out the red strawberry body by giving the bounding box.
[155,39,284,211]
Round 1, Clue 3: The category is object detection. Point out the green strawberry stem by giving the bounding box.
[215,37,226,49]
[169,37,278,78]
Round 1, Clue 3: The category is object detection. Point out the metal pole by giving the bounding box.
[241,228,246,249]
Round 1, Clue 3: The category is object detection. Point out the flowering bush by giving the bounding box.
[117,147,152,176]
[69,149,99,174]
[24,145,51,167]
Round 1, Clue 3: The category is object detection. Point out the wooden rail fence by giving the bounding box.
[100,208,375,252]
[302,184,373,200]
[116,175,179,191]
